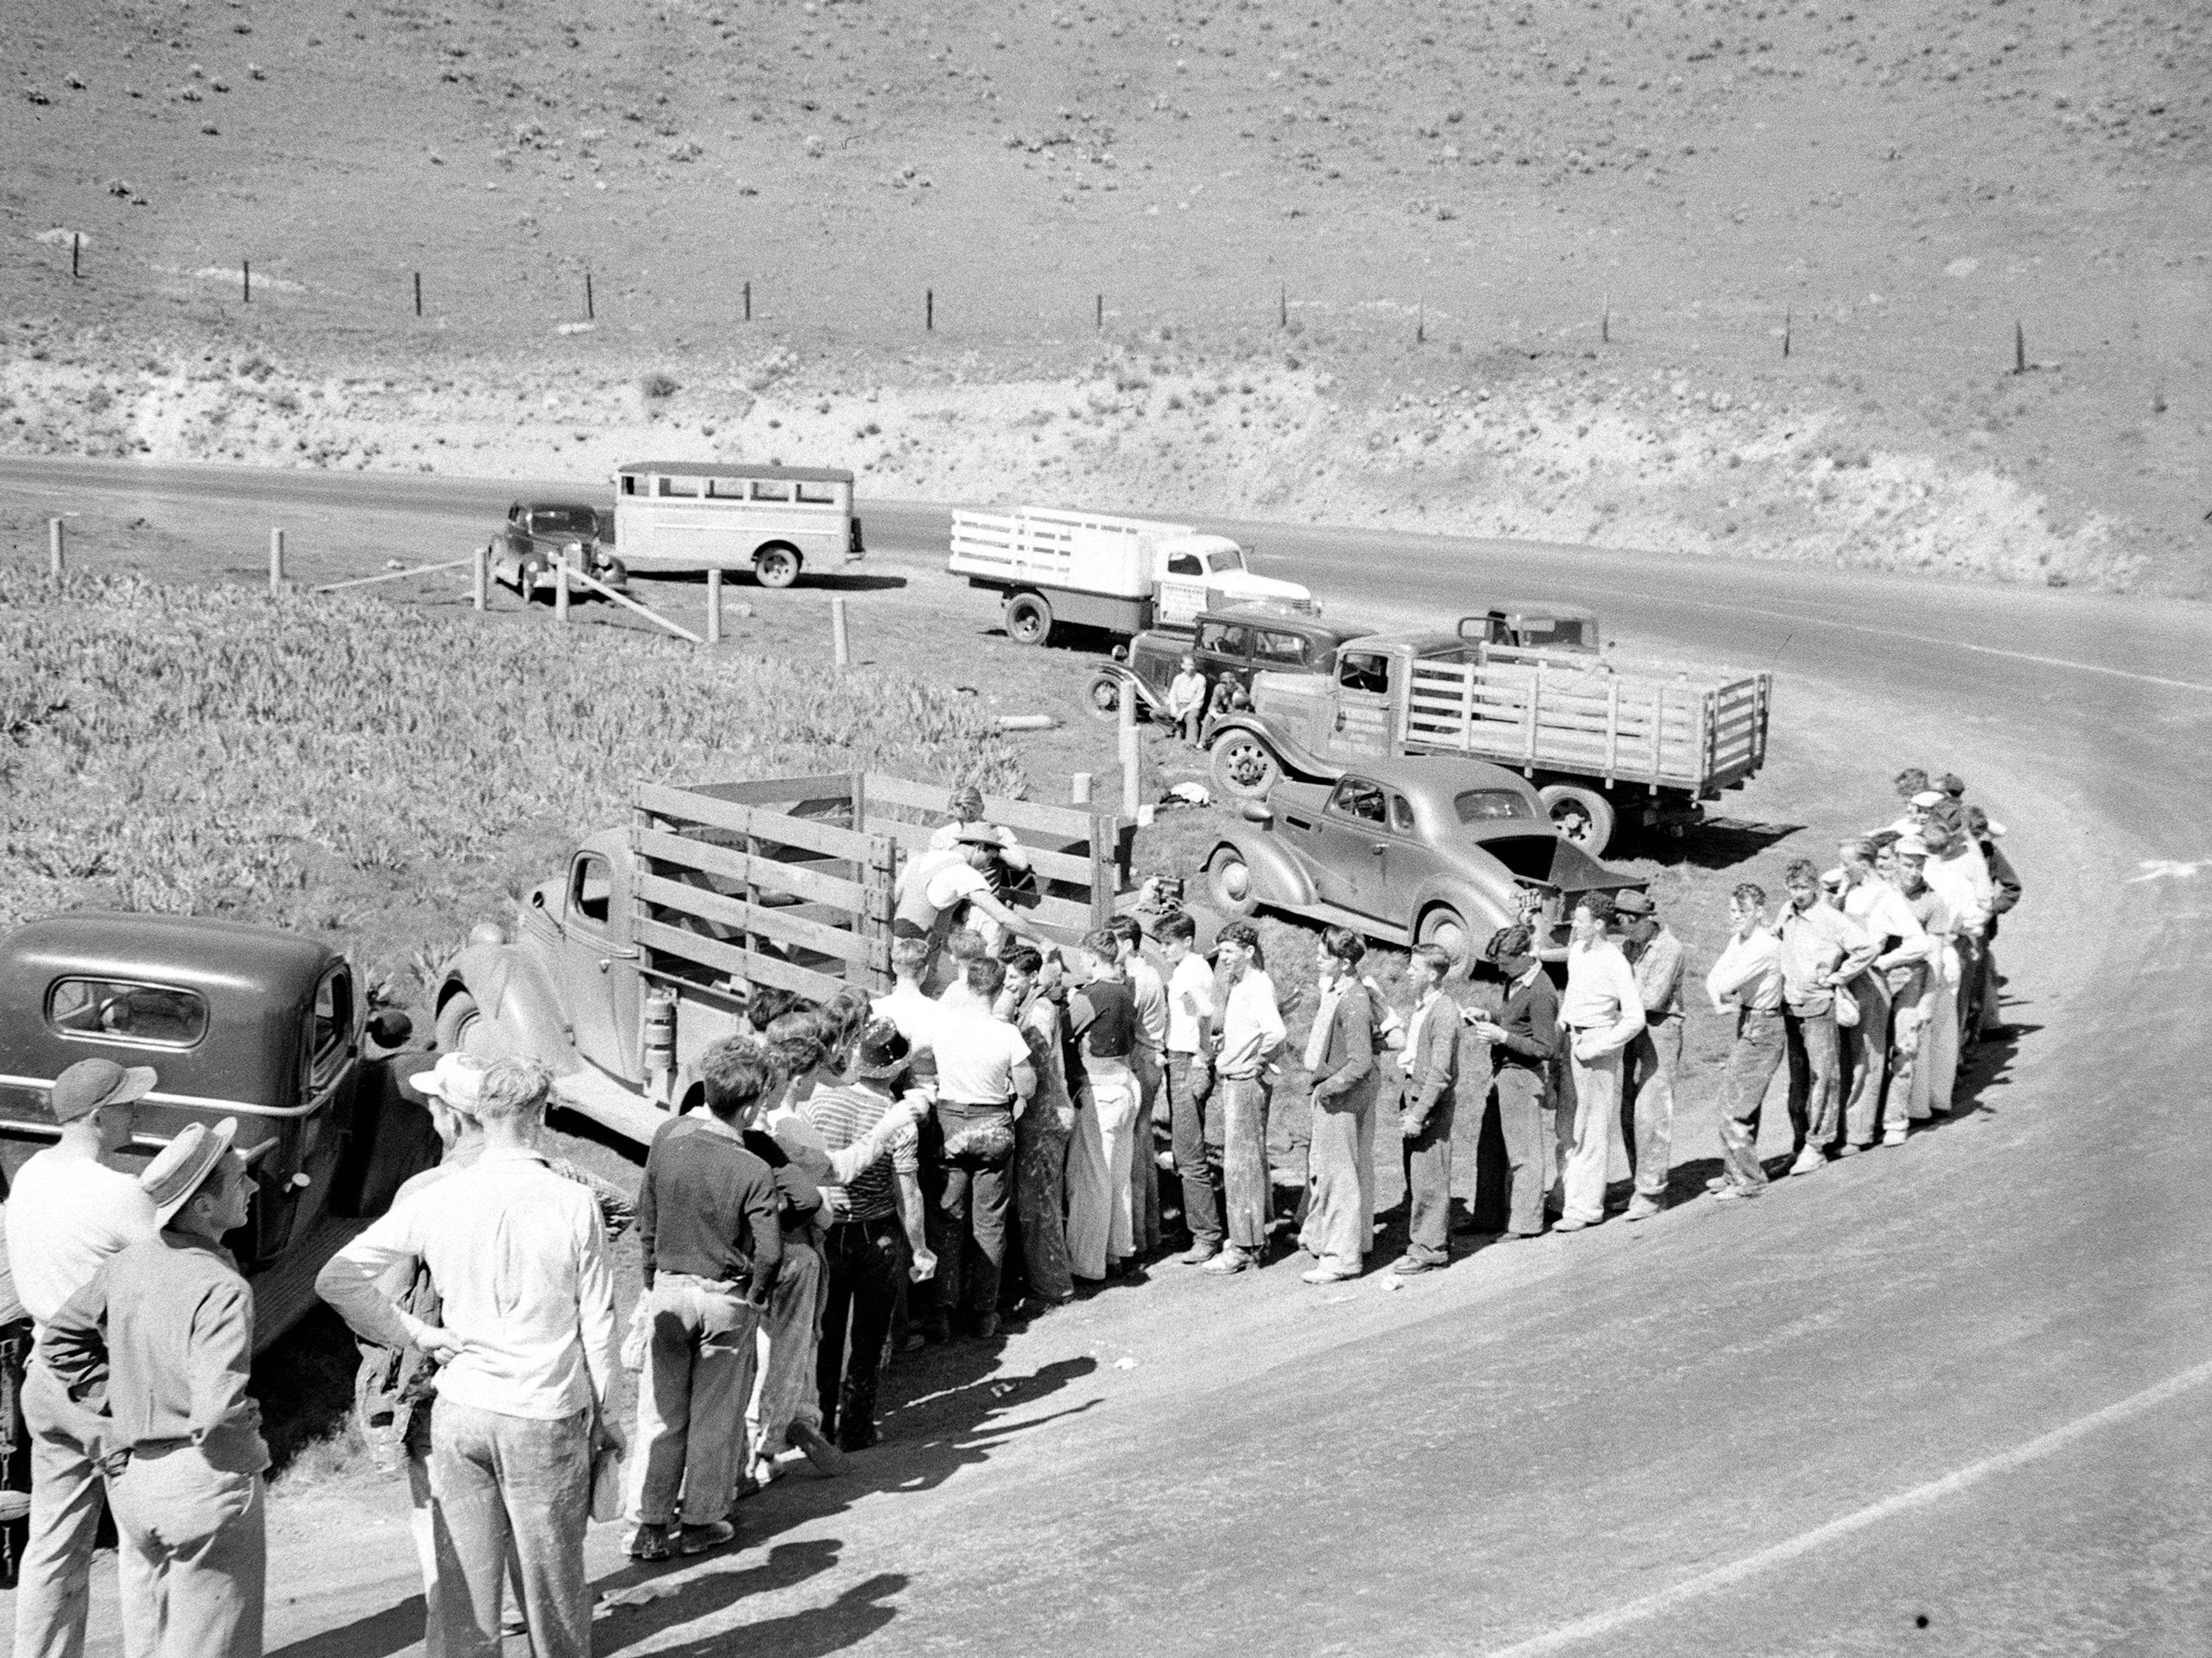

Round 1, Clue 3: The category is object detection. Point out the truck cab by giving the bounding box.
[1460,603,1602,654]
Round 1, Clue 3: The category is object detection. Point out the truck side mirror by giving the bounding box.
[366,1008,415,1049]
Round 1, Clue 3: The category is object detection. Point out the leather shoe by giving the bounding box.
[1389,1255,1441,1276]
[1179,1241,1221,1266]
[1551,1216,1596,1232]
[1622,1196,1665,1222]
[1200,1247,1253,1275]
[1301,1265,1358,1284]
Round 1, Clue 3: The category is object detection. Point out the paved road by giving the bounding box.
[6,456,2210,1655]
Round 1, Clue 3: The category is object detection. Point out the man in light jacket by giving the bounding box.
[1613,889,1684,1222]
[1388,944,1461,1275]
[1552,893,1646,1233]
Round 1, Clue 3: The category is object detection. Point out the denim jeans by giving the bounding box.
[1399,1082,1456,1263]
[816,1217,901,1450]
[1621,1012,1681,1199]
[1717,1008,1787,1191]
[748,1240,823,1463]
[1166,1054,1224,1249]
[1783,1003,1842,1155]
[1130,1050,1164,1254]
[625,1273,756,1528]
[1839,975,1893,1148]
[1490,1065,1551,1235]
[1219,1075,1272,1254]
[428,1398,592,1658]
[14,1373,107,1658]
[109,1445,264,1658]
[929,1101,1015,1313]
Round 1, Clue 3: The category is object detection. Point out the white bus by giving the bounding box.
[611,461,864,589]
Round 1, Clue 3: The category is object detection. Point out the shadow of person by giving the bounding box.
[1652,816,1808,872]
[647,1573,908,1658]
[266,1593,431,1658]
[595,1538,846,1655]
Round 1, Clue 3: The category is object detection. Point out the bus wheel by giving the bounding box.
[1005,592,1055,646]
[754,545,802,589]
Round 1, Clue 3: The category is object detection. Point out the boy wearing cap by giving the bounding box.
[1464,925,1559,1239]
[7,1057,160,1658]
[1613,890,1684,1221]
[894,833,1036,988]
[37,1116,266,1658]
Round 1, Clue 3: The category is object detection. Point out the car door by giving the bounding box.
[1195,619,1253,707]
[1311,776,1392,915]
[1325,648,1401,761]
[554,850,643,1080]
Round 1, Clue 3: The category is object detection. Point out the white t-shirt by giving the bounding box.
[930,1008,1033,1105]
[1127,956,1168,1054]
[872,985,948,1066]
[5,1149,160,1329]
[1165,955,1218,1054]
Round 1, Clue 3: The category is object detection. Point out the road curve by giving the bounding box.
[5,456,2210,1654]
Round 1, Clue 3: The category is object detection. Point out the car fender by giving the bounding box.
[1407,872,1520,944]
[439,938,584,1074]
[1205,714,1340,785]
[1211,824,1321,910]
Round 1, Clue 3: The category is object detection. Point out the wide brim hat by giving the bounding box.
[1611,889,1656,917]
[407,1051,486,1112]
[141,1116,238,1228]
[849,1019,912,1081]
[50,1057,158,1124]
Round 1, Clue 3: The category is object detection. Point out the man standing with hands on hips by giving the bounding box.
[36,1116,267,1658]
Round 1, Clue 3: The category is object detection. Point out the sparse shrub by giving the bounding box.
[638,372,680,401]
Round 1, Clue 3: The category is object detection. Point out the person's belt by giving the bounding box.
[942,1097,1014,1110]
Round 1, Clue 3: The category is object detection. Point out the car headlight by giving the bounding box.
[563,540,584,556]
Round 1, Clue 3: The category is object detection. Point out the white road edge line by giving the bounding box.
[1480,1354,2212,1657]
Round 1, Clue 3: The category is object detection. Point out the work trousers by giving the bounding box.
[1558,1043,1624,1225]
[1882,966,1934,1135]
[1219,1075,1274,1254]
[1130,1051,1164,1254]
[1784,1004,1842,1156]
[1953,934,1984,1042]
[929,1101,1016,1316]
[108,1446,264,1658]
[816,1217,901,1451]
[13,1376,107,1658]
[1491,1065,1551,1236]
[1297,1077,1377,1274]
[626,1273,756,1528]
[1912,963,1961,1115]
[1012,1102,1075,1304]
[427,1398,592,1658]
[1620,1012,1681,1199]
[1839,975,1894,1148]
[1399,1085,1456,1264]
[1166,1054,1224,1250]
[1716,1008,1787,1192]
[748,1240,824,1466]
[1067,1070,1139,1279]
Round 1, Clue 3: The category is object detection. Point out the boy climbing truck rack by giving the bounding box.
[947,506,1315,646]
[434,774,1136,1144]
[1205,624,1770,854]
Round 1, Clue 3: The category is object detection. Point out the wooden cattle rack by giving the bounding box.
[631,774,1134,1006]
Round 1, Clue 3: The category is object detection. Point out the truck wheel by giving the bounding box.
[1539,784,1618,854]
[1085,671,1124,721]
[753,544,801,589]
[1004,592,1055,646]
[433,990,481,1052]
[1209,731,1281,800]
[1207,847,1260,918]
[1416,906,1474,976]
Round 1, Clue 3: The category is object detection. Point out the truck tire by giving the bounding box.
[753,544,802,589]
[1085,671,1125,721]
[1416,905,1475,976]
[1539,784,1618,854]
[1207,847,1260,918]
[1209,730,1281,800]
[433,989,481,1052]
[1004,592,1055,646]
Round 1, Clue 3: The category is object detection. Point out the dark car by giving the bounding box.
[489,501,630,602]
[1200,755,1642,967]
[0,914,431,1309]
[1087,604,1370,727]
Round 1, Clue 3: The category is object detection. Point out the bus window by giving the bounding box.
[796,481,839,505]
[657,476,700,498]
[620,475,639,496]
[1166,551,1205,576]
[751,480,791,502]
[707,476,751,500]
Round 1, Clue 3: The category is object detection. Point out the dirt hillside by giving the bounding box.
[3,0,2207,593]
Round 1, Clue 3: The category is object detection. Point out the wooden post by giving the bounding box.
[72,234,81,279]
[1279,283,1287,328]
[243,259,251,304]
[1096,293,1104,331]
[925,288,934,332]
[831,597,850,669]
[1071,772,1093,807]
[1783,308,1792,359]
[555,550,570,623]
[414,271,422,317]
[743,280,751,322]
[1089,816,1115,933]
[1416,297,1425,345]
[1118,691,1140,820]
[1601,292,1610,344]
[48,517,63,578]
[2014,319,2026,375]
[471,543,488,611]
[268,527,284,592]
[585,272,594,321]
[706,567,723,645]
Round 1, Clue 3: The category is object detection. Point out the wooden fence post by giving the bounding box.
[414,271,422,317]
[268,528,285,593]
[1071,772,1093,807]
[1118,691,1140,820]
[48,517,64,578]
[243,259,251,304]
[555,550,571,623]
[743,280,751,323]
[706,567,723,645]
[831,597,849,669]
[472,543,488,611]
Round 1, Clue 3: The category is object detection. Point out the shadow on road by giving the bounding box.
[1650,815,1806,870]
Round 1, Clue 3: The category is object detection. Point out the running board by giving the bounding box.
[552,1063,675,1146]
[1270,897,1413,947]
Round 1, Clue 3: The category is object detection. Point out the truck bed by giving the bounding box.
[1400,653,1770,796]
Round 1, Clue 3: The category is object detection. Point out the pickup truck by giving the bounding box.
[948,506,1315,646]
[1204,620,1770,854]
[0,913,432,1349]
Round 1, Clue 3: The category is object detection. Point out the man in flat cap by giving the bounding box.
[1612,889,1685,1221]
[36,1116,266,1658]
[6,1057,160,1658]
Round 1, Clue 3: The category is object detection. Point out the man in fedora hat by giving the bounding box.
[37,1116,266,1658]
[7,1057,160,1658]
[893,828,1038,989]
[800,1020,933,1452]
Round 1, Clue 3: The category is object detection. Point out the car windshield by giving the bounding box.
[1455,789,1535,823]
[531,507,597,535]
[1206,548,1245,573]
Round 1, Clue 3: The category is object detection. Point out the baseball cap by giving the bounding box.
[408,1051,487,1111]
[50,1057,158,1123]
[1893,835,1931,859]
[1910,790,1946,808]
[140,1116,238,1227]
